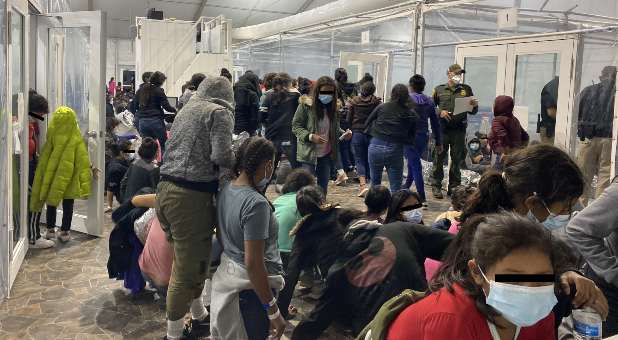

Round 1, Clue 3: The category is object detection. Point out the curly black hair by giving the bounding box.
[281,168,315,194]
[233,136,276,191]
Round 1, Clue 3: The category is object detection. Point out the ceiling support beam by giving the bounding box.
[193,0,208,21]
[297,0,315,13]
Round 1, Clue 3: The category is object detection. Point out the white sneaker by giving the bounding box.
[58,230,70,242]
[29,238,55,249]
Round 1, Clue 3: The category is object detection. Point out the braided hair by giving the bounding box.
[233,136,277,193]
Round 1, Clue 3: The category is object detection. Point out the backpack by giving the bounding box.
[356,289,426,340]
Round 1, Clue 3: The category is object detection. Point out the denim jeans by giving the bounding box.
[404,133,429,201]
[368,138,404,192]
[339,139,355,172]
[239,289,270,340]
[301,156,332,195]
[139,117,167,153]
[351,131,371,179]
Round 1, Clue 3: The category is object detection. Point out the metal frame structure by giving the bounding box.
[232,0,618,177]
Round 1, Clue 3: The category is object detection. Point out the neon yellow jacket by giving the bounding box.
[30,106,91,212]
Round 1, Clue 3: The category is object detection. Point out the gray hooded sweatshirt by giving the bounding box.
[566,181,618,286]
[160,76,235,191]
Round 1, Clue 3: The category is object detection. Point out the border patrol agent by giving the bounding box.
[431,63,478,199]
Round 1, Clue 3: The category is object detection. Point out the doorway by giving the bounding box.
[455,36,578,152]
[35,11,107,238]
[340,52,389,99]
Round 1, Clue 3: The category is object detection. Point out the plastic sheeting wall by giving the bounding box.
[106,38,135,83]
[235,16,413,93]
[63,27,90,134]
[0,0,9,302]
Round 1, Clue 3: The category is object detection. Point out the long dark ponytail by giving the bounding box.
[139,71,167,107]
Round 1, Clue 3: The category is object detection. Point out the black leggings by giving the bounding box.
[46,199,75,231]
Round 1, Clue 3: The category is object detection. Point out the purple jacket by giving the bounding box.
[411,92,442,145]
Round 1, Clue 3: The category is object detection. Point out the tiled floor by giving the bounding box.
[0,180,449,339]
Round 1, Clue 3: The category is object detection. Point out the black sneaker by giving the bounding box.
[432,187,444,199]
[189,315,210,337]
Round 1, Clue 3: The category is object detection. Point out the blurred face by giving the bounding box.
[255,157,275,185]
[319,84,335,94]
[398,195,423,222]
[480,137,488,148]
[469,247,554,290]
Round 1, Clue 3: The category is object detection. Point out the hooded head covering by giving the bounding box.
[194,76,234,111]
[493,95,514,117]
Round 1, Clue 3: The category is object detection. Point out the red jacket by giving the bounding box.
[387,284,555,340]
[489,95,529,154]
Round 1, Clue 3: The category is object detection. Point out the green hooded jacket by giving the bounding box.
[30,106,92,212]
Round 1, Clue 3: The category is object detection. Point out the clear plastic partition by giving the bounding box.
[424,0,618,46]
[62,27,90,133]
[573,31,618,205]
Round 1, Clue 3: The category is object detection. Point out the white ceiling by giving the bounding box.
[68,0,336,39]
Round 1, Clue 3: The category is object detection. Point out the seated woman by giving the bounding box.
[363,185,391,222]
[389,213,558,340]
[291,200,454,340]
[278,185,363,319]
[273,168,316,269]
[384,190,424,225]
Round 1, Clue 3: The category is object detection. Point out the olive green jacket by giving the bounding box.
[292,95,344,165]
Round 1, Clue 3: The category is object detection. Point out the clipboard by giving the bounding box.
[453,96,476,115]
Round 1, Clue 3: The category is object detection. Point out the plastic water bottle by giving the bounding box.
[572,307,602,340]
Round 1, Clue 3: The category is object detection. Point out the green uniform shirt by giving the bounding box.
[432,83,478,131]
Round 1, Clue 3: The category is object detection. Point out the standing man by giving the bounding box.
[431,64,478,199]
[577,65,616,206]
[539,76,559,144]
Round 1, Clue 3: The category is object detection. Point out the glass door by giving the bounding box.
[6,0,28,292]
[455,37,577,153]
[339,52,389,100]
[505,39,577,149]
[41,11,106,237]
[456,45,507,137]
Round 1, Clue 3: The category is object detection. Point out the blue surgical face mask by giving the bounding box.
[478,265,557,327]
[470,143,480,151]
[402,209,423,224]
[318,94,333,105]
[526,194,571,231]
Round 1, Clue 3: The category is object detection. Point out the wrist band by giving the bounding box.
[268,308,281,320]
[262,297,277,311]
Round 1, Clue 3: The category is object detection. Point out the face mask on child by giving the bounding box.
[319,94,333,105]
[470,143,480,151]
[402,209,423,224]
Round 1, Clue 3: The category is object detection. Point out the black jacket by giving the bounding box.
[577,79,616,139]
[291,221,454,340]
[262,90,301,142]
[107,198,148,282]
[234,74,261,134]
[121,159,160,203]
[366,101,417,144]
[348,95,382,131]
[277,206,362,319]
[136,86,176,120]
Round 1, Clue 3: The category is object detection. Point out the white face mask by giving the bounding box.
[402,209,423,224]
[451,75,462,84]
[478,265,557,327]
